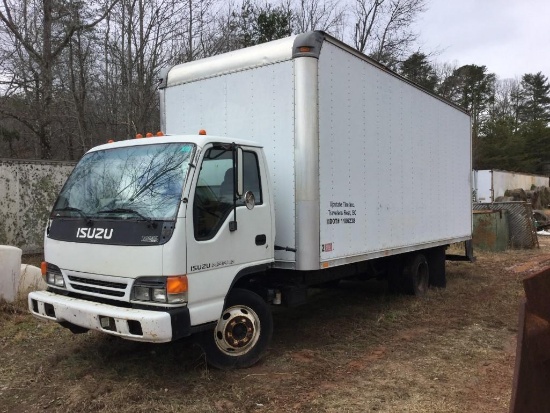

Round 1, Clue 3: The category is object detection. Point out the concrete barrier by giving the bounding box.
[0,245,22,302]
[19,264,47,299]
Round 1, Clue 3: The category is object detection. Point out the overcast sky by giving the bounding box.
[414,0,550,80]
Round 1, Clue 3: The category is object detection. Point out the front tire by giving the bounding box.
[199,288,273,369]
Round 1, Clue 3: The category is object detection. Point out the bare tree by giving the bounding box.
[293,0,346,37]
[180,0,221,61]
[0,0,118,159]
[488,78,521,123]
[95,0,187,139]
[353,0,382,53]
[351,0,425,68]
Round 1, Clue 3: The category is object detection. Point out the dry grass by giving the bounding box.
[2,242,546,412]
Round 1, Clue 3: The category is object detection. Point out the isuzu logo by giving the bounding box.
[76,228,113,239]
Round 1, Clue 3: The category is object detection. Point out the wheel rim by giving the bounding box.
[214,305,261,356]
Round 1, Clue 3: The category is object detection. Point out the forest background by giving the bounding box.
[0,0,549,174]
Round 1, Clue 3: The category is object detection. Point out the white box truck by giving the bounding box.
[473,169,549,202]
[28,32,472,369]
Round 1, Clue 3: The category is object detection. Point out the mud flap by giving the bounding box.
[427,246,446,288]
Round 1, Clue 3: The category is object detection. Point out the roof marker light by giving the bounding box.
[156,131,164,137]
[146,132,153,138]
[199,129,206,135]
[136,134,143,139]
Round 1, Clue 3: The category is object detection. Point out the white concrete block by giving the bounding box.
[0,245,22,302]
[19,264,47,299]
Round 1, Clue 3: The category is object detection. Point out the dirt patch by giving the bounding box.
[3,241,548,412]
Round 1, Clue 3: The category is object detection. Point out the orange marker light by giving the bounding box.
[299,46,312,53]
[41,261,47,276]
[167,275,188,294]
[136,134,143,139]
[107,139,114,143]
[198,129,206,135]
[156,131,164,137]
[146,132,153,138]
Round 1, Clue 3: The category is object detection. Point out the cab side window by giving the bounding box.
[242,151,262,205]
[194,148,262,240]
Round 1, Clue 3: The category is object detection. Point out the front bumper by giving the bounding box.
[28,290,190,342]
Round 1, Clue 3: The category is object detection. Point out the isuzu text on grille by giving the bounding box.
[76,228,113,239]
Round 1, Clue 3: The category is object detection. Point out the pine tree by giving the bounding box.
[519,72,550,123]
[438,64,496,139]
[400,52,438,91]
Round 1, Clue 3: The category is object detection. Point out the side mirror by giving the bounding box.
[236,147,244,197]
[244,191,255,210]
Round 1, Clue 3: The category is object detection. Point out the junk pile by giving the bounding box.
[533,210,550,235]
[473,202,538,250]
[497,186,550,210]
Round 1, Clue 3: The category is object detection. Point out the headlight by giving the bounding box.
[132,276,187,305]
[43,262,65,288]
[134,286,151,301]
[152,288,166,302]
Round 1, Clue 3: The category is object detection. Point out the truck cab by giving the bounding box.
[29,133,276,369]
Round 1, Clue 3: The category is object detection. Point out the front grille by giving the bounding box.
[68,276,126,289]
[71,284,125,297]
[67,274,128,299]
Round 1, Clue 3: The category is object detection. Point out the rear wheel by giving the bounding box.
[198,288,273,369]
[402,253,429,296]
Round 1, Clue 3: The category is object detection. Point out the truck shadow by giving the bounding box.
[60,278,409,380]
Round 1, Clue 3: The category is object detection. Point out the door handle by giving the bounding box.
[255,234,266,246]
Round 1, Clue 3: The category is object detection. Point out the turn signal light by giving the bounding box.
[167,275,188,294]
[41,261,47,276]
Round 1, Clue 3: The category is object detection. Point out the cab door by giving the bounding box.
[185,144,273,325]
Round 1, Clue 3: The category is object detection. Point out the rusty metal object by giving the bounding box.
[474,202,538,249]
[472,209,509,251]
[510,267,550,413]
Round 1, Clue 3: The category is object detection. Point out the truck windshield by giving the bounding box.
[52,143,194,221]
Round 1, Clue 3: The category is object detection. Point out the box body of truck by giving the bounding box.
[29,32,471,369]
[160,31,472,270]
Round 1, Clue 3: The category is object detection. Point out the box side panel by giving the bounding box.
[492,170,550,199]
[318,43,472,261]
[164,61,296,263]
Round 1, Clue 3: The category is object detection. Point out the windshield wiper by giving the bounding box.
[53,206,92,222]
[97,208,152,223]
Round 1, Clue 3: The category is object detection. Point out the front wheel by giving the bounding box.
[198,288,273,369]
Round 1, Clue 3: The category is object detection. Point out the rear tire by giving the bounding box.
[402,253,429,296]
[198,288,273,369]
